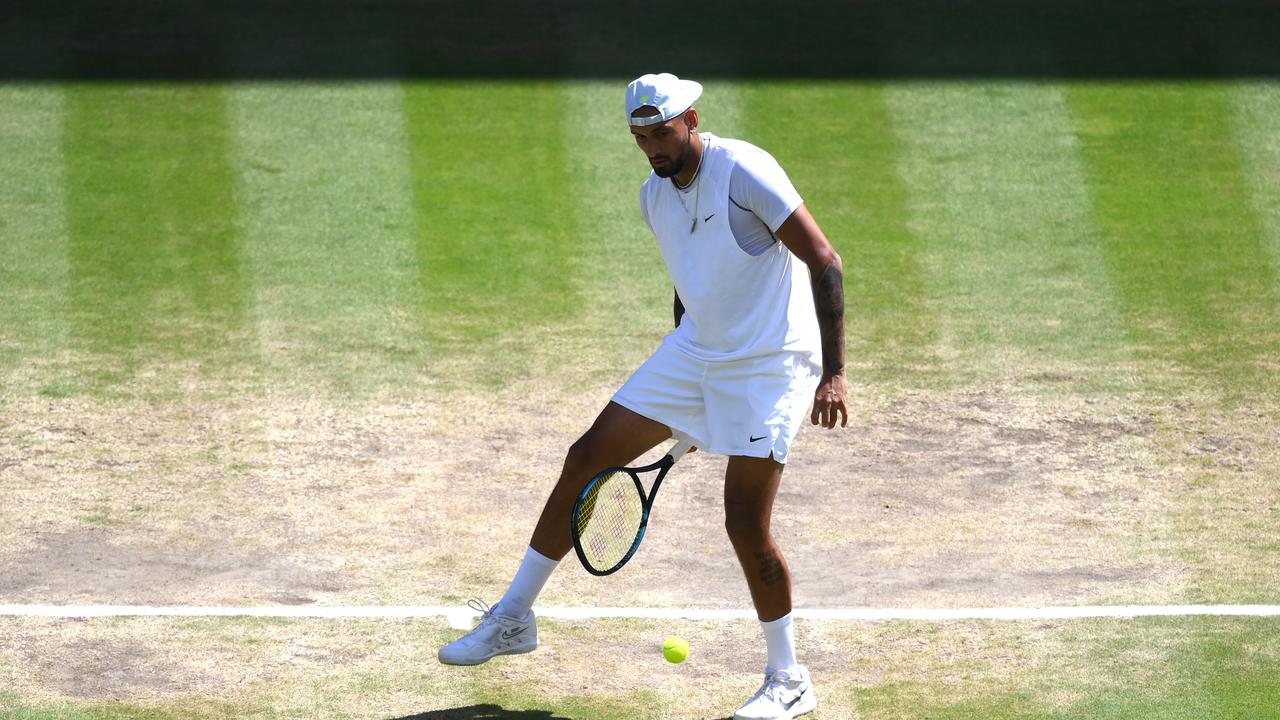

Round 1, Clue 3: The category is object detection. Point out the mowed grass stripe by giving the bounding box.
[61,84,254,397]
[557,81,672,387]
[1066,83,1280,400]
[1231,82,1280,299]
[404,82,581,387]
[741,82,938,385]
[0,86,70,399]
[1149,83,1280,606]
[884,82,1129,391]
[698,80,749,138]
[228,83,424,397]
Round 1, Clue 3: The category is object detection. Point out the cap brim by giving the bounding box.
[628,108,691,127]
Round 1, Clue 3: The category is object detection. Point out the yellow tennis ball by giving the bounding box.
[662,635,689,664]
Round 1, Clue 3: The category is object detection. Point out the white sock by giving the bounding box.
[761,612,799,674]
[494,545,559,619]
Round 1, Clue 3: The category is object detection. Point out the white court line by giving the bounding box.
[2,605,1278,631]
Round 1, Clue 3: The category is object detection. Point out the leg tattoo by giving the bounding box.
[755,549,786,587]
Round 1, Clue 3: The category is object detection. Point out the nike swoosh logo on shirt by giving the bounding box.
[703,213,716,222]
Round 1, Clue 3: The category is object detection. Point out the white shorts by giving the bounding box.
[611,340,821,463]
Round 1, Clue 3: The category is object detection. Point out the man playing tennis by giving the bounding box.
[439,73,847,720]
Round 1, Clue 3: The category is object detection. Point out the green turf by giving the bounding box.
[0,86,70,401]
[884,82,1139,394]
[851,618,1280,720]
[1232,83,1280,226]
[740,82,940,385]
[1232,83,1280,268]
[7,79,1275,401]
[228,82,426,397]
[404,81,584,386]
[949,82,1118,380]
[61,84,255,399]
[1066,83,1280,402]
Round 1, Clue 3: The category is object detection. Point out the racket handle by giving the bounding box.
[666,437,695,463]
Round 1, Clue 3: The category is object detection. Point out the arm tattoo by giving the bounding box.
[815,264,845,375]
[755,549,786,587]
[674,289,685,329]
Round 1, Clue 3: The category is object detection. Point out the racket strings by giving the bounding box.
[574,471,644,571]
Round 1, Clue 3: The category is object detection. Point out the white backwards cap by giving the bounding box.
[625,73,703,126]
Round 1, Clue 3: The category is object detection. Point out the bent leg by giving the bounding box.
[528,401,672,560]
[723,454,790,621]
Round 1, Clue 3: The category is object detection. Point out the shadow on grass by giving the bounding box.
[3,0,1278,80]
[388,706,571,720]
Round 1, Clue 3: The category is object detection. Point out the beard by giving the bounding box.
[650,131,696,178]
[651,156,684,178]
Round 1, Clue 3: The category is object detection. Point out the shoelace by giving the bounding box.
[753,673,799,704]
[467,598,495,621]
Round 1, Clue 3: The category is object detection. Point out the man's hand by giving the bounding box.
[810,371,848,428]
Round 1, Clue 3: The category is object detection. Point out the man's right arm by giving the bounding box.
[674,289,685,328]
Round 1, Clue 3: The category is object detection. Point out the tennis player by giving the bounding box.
[439,73,846,720]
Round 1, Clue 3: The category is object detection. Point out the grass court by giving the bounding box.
[2,11,1280,718]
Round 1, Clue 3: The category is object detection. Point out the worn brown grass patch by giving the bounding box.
[4,376,1278,610]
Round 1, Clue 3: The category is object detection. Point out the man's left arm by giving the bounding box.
[776,205,848,429]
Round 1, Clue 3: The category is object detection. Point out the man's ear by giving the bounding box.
[684,107,699,131]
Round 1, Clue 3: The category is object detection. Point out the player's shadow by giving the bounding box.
[387,706,571,720]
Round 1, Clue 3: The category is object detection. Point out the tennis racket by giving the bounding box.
[570,437,695,576]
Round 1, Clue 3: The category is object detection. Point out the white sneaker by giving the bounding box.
[438,599,538,666]
[734,666,817,720]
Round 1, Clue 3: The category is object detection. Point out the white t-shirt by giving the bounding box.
[642,136,801,257]
[638,133,821,362]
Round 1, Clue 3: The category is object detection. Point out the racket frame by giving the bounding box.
[570,438,693,576]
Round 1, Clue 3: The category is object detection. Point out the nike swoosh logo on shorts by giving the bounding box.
[750,435,767,442]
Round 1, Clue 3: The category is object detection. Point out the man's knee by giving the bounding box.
[563,426,624,478]
[563,434,599,477]
[724,499,769,545]
[561,403,669,479]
